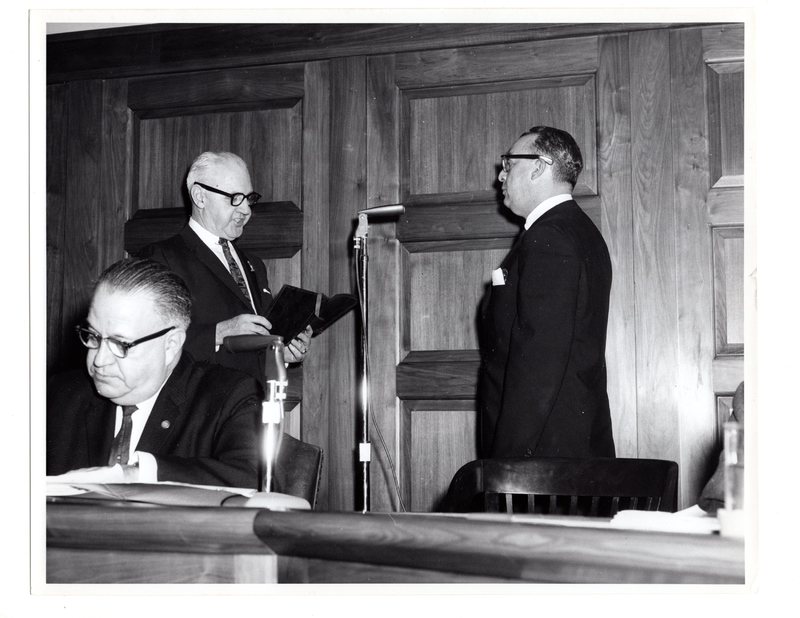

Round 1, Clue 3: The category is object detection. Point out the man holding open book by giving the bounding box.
[140,151,312,384]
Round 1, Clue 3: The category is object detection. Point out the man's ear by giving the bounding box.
[530,159,548,182]
[164,328,187,364]
[189,183,205,209]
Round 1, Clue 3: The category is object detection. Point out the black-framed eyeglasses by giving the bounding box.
[194,182,261,207]
[75,325,176,359]
[500,154,554,173]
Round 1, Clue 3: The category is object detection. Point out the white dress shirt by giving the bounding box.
[188,217,256,312]
[112,380,167,482]
[524,193,573,230]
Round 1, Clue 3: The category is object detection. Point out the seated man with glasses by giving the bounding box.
[139,151,311,385]
[47,257,262,487]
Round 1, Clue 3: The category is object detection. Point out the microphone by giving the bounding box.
[222,334,282,353]
[357,204,405,217]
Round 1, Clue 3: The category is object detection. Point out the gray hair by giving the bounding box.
[186,151,248,196]
[96,257,191,330]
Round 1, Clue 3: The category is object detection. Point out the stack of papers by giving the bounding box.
[609,505,720,534]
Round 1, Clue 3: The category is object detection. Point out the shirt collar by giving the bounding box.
[524,194,573,230]
[189,216,224,251]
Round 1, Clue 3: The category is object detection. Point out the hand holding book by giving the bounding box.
[265,285,358,343]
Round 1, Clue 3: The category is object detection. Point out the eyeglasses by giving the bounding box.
[194,182,261,207]
[75,325,176,359]
[500,154,554,173]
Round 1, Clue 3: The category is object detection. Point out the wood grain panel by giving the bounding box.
[46,84,68,372]
[48,548,275,584]
[630,30,681,463]
[299,60,332,502]
[597,34,636,457]
[671,27,720,507]
[127,65,305,112]
[396,351,481,400]
[406,405,478,512]
[327,56,366,511]
[406,75,597,198]
[136,105,302,213]
[713,226,745,355]
[124,202,303,258]
[707,61,744,188]
[394,36,599,88]
[701,23,746,62]
[61,80,106,370]
[709,187,744,225]
[407,249,507,351]
[48,24,688,83]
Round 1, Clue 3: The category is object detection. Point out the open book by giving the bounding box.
[266,285,357,342]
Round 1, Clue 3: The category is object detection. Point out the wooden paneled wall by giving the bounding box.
[46,23,744,511]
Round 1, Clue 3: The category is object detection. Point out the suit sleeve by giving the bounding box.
[491,225,581,456]
[139,242,218,362]
[151,374,262,489]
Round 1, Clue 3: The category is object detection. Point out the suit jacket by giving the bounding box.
[139,225,273,382]
[47,354,262,488]
[478,200,615,459]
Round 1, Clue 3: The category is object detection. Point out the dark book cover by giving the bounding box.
[265,285,357,342]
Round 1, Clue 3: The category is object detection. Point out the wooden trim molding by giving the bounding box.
[124,201,304,259]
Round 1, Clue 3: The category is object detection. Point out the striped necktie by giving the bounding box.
[108,405,138,466]
[219,238,252,303]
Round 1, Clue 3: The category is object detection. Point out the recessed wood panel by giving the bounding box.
[713,226,744,355]
[405,403,478,512]
[136,105,302,212]
[407,249,508,351]
[707,62,744,188]
[406,75,597,198]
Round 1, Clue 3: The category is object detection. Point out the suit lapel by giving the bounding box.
[180,226,254,311]
[84,395,116,467]
[137,355,190,454]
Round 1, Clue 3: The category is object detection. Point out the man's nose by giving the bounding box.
[91,340,116,366]
[498,168,507,182]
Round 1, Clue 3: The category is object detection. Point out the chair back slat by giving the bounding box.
[442,457,679,517]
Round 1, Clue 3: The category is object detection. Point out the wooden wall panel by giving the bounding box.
[136,106,302,212]
[597,34,636,457]
[406,76,597,198]
[46,84,68,372]
[407,249,507,351]
[707,62,744,187]
[300,60,332,504]
[327,56,366,511]
[713,227,745,356]
[630,30,681,463]
[404,403,478,512]
[671,27,721,507]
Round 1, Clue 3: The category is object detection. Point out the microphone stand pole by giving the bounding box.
[353,213,371,513]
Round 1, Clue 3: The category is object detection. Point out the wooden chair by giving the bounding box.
[272,434,324,509]
[440,457,678,517]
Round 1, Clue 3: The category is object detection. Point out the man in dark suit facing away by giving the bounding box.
[479,126,615,459]
[47,258,262,488]
[139,151,311,384]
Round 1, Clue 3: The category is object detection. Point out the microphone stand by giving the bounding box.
[353,213,371,513]
[222,334,310,510]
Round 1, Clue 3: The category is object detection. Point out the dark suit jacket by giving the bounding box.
[478,200,615,459]
[139,225,273,382]
[47,354,262,488]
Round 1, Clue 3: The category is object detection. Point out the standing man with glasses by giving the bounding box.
[140,151,311,384]
[47,257,262,487]
[478,126,615,459]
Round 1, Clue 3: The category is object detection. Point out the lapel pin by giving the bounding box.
[160,420,171,429]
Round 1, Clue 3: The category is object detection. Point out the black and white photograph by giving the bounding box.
[9,1,794,615]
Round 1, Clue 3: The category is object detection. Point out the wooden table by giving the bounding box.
[46,500,745,584]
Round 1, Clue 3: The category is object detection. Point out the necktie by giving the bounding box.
[219,238,252,304]
[108,405,138,466]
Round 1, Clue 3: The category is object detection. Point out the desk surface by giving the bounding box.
[46,500,745,584]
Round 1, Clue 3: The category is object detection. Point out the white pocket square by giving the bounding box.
[491,267,507,286]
